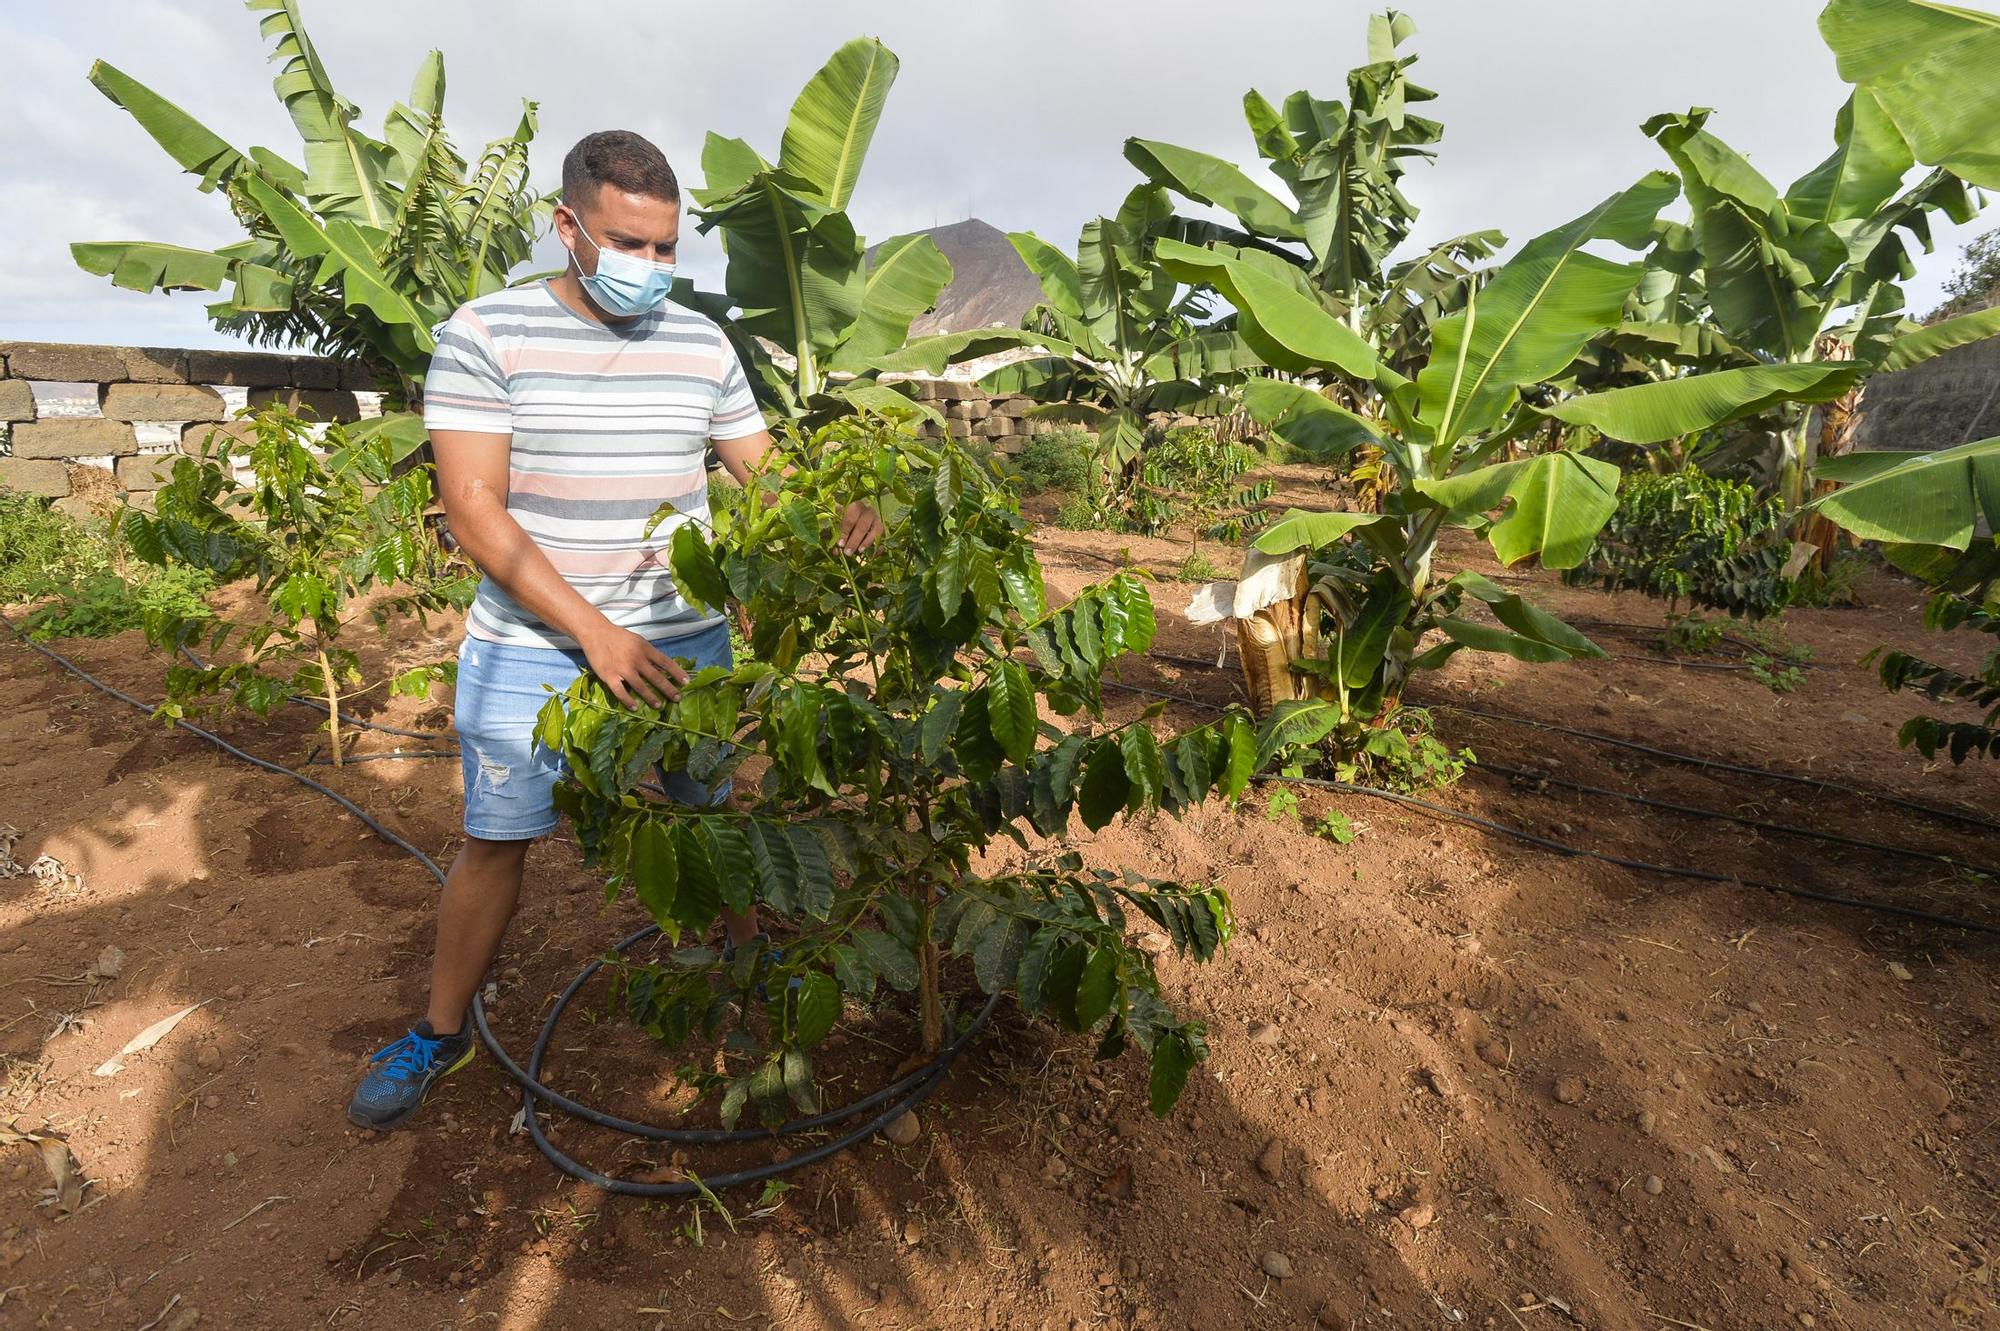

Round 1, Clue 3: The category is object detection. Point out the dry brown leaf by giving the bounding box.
[94,1001,206,1077]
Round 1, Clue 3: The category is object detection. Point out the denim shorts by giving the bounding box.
[454,618,733,841]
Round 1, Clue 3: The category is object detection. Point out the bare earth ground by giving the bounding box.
[1,470,1997,1331]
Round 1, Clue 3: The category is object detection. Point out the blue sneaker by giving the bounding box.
[346,1018,475,1130]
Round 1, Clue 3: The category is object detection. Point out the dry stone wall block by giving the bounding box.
[115,454,181,491]
[288,356,343,391]
[248,386,362,422]
[0,380,34,422]
[0,342,130,383]
[185,349,299,388]
[0,457,70,496]
[118,346,190,384]
[99,382,226,422]
[11,419,141,459]
[976,416,1010,438]
[946,418,973,439]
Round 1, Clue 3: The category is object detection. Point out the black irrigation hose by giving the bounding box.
[178,644,449,742]
[1438,702,2000,835]
[1266,773,2000,936]
[5,616,990,1197]
[1475,761,2000,880]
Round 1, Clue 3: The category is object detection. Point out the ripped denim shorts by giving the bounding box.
[453,618,733,841]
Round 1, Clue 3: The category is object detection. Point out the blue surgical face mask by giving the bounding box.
[569,216,676,317]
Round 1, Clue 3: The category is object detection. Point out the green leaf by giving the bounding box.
[1880,303,2000,373]
[1810,436,2000,550]
[1256,698,1340,769]
[829,231,953,373]
[1119,726,1165,811]
[670,524,729,613]
[920,688,967,767]
[973,918,1030,994]
[794,971,841,1047]
[745,819,801,914]
[1148,1027,1201,1116]
[1239,378,1381,459]
[1435,617,1572,663]
[671,821,722,934]
[851,928,918,992]
[987,661,1037,767]
[87,60,247,189]
[1075,945,1119,1030]
[1253,508,1393,554]
[1784,91,1915,225]
[787,824,836,920]
[1077,740,1131,831]
[71,241,232,294]
[629,819,678,930]
[1821,0,2000,189]
[1415,452,1622,569]
[1123,138,1305,239]
[1155,237,1378,379]
[1419,174,1679,447]
[1541,362,1865,443]
[777,38,898,210]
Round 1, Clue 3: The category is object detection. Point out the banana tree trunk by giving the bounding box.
[1793,336,1864,577]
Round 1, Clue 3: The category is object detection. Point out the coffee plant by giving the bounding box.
[1564,469,1794,619]
[1865,544,2000,763]
[540,417,1278,1126]
[120,405,476,762]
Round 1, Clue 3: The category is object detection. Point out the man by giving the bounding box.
[347,130,881,1130]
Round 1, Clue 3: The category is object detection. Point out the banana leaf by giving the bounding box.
[1809,435,2000,550]
[1820,0,2000,190]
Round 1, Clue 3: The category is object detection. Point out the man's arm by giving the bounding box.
[713,428,882,553]
[433,429,686,708]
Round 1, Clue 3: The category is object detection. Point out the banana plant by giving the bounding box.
[1171,171,1894,743]
[1170,176,1700,735]
[872,185,1256,488]
[1543,0,2000,539]
[1123,10,1502,385]
[72,0,546,453]
[684,38,951,427]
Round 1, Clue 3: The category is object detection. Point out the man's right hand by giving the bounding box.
[579,623,687,709]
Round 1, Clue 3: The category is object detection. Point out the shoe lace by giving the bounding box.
[369,1029,443,1082]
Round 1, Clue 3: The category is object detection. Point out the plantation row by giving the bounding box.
[3,0,1992,1121]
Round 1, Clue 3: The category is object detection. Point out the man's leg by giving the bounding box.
[425,835,532,1033]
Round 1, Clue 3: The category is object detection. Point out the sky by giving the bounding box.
[2,0,1991,351]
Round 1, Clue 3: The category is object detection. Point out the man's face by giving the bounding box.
[556,185,680,276]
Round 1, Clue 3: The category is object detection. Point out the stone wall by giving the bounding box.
[1854,335,2000,453]
[900,377,1047,454]
[0,340,385,517]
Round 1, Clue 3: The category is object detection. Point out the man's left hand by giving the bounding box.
[838,501,884,553]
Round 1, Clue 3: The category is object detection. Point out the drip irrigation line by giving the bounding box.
[1266,774,2000,936]
[1437,703,2000,835]
[178,645,448,742]
[4,615,989,1196]
[1098,676,1998,929]
[1474,761,2000,880]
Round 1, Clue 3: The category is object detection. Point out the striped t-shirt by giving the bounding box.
[422,281,765,648]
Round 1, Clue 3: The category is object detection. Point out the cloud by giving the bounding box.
[2,0,1987,348]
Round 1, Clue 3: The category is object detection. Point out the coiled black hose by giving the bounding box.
[5,616,993,1196]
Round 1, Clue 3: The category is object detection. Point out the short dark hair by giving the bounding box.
[561,131,679,211]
